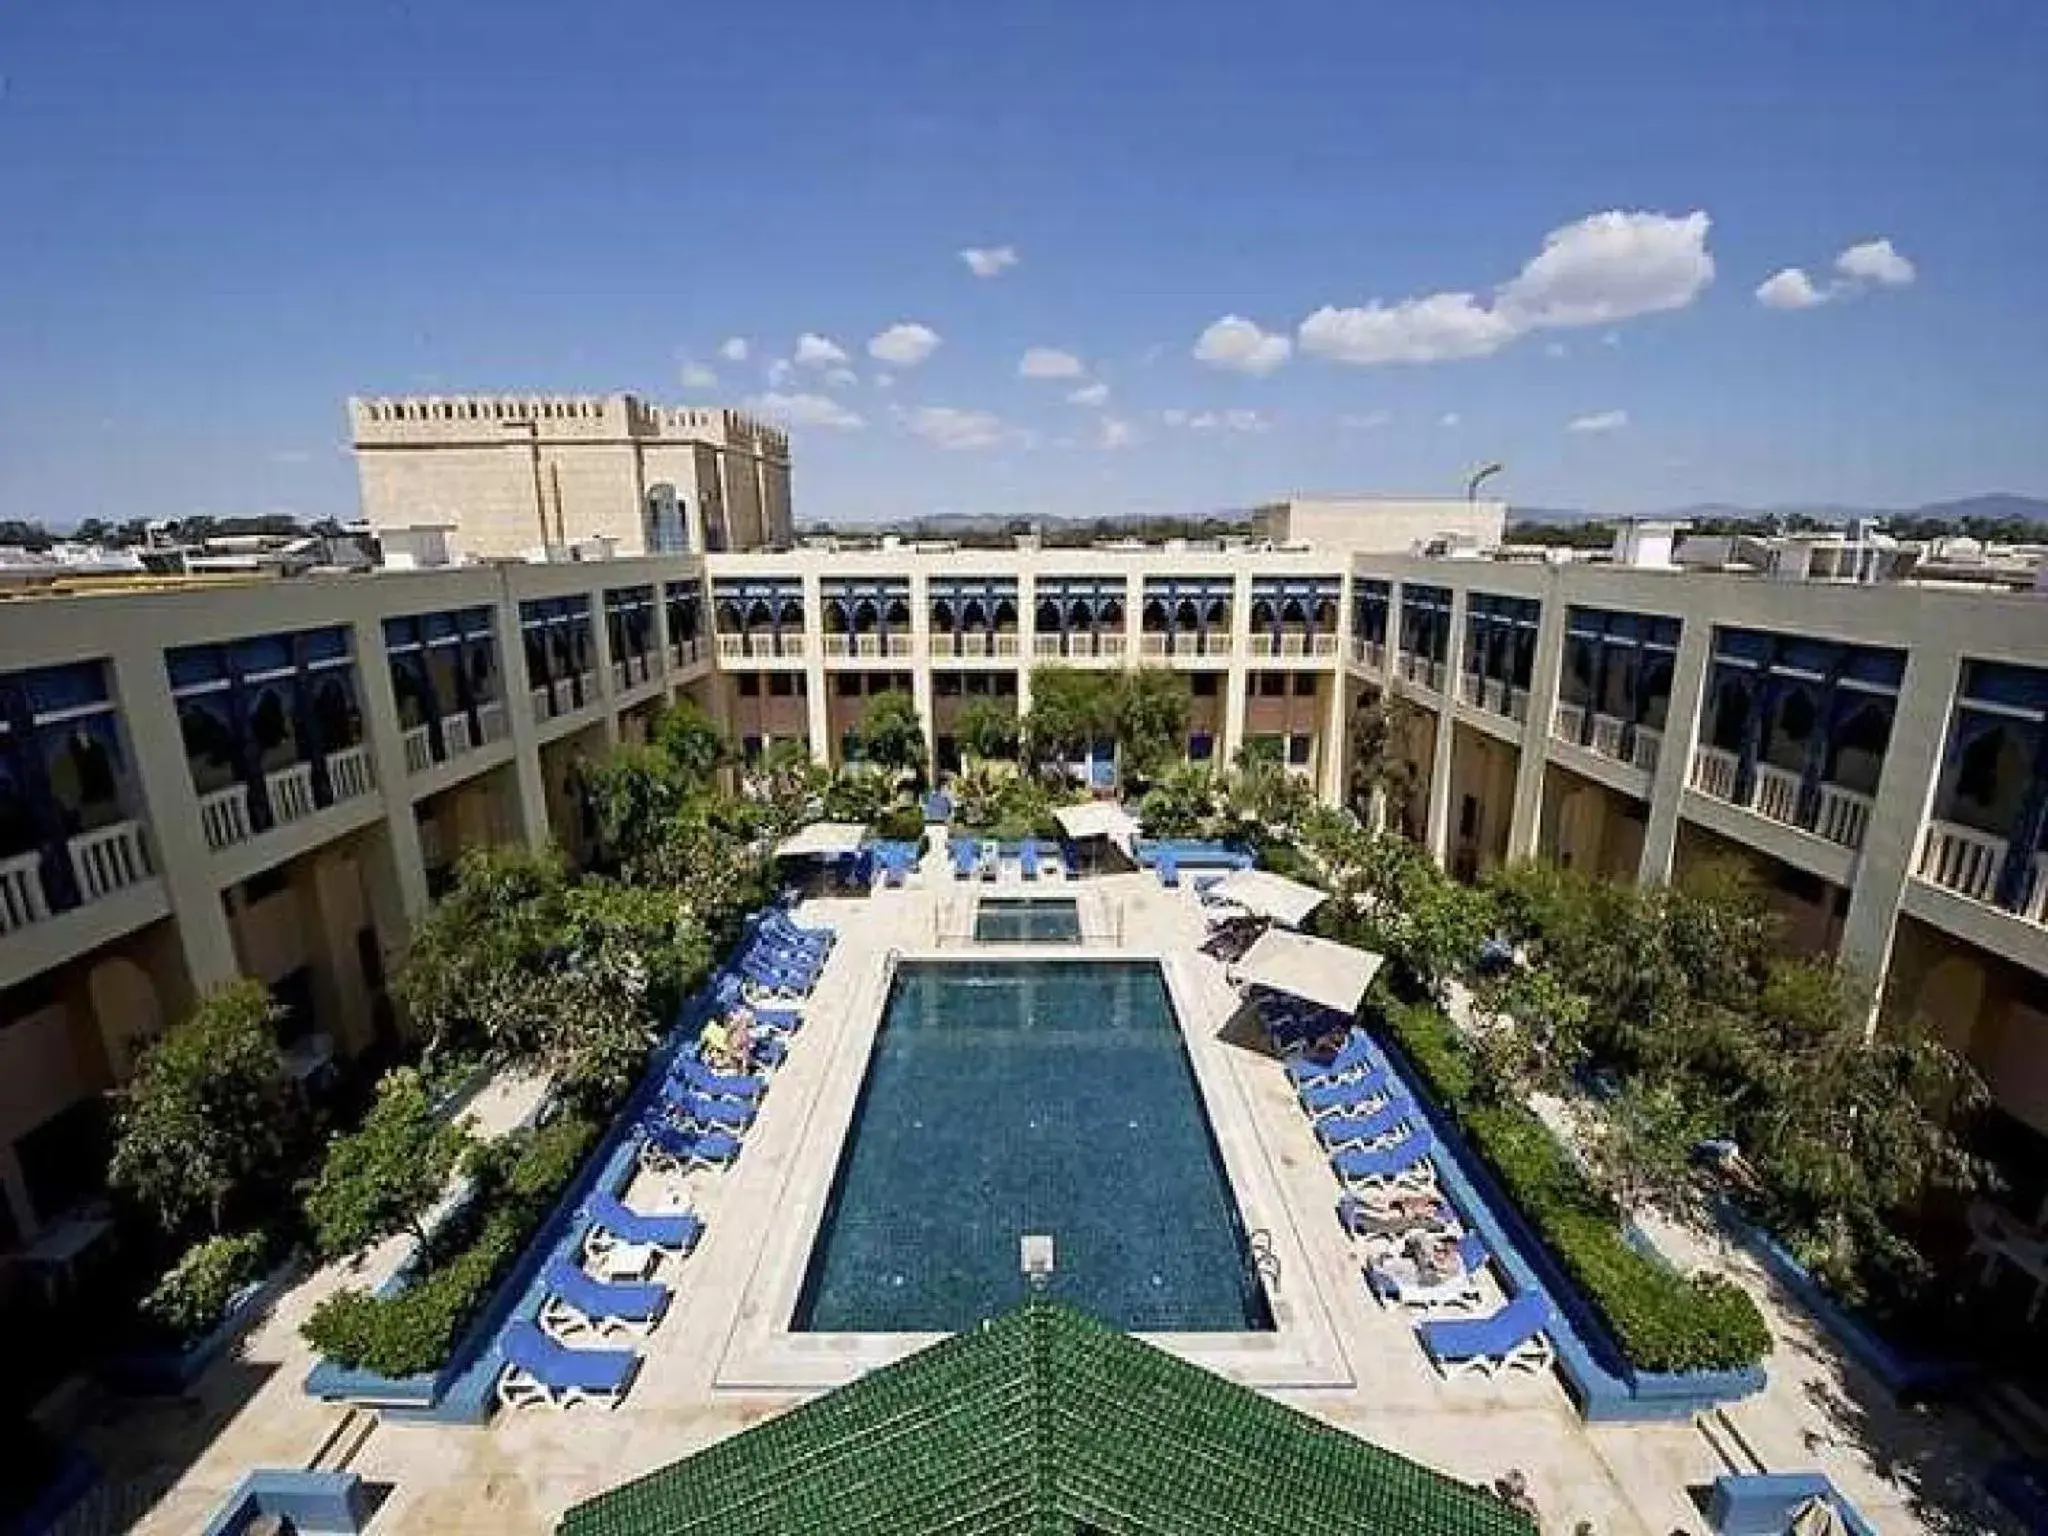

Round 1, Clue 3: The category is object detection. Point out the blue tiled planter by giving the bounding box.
[104,1261,298,1396]
[201,1470,372,1535]
[1371,1024,1767,1421]
[1707,1472,1876,1536]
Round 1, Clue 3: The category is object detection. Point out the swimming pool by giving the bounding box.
[794,960,1272,1333]
[972,897,1081,943]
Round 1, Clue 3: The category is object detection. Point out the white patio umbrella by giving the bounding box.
[1233,929,1384,1016]
[1206,868,1328,928]
[774,820,868,860]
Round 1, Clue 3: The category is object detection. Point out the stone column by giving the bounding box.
[652,582,676,695]
[490,578,552,847]
[1424,587,1469,866]
[909,571,937,771]
[800,572,832,766]
[351,619,430,922]
[1839,645,1959,1027]
[589,587,621,747]
[1636,618,1713,886]
[1505,584,1567,862]
[110,642,239,989]
[1221,569,1254,766]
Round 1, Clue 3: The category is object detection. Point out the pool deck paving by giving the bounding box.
[84,861,2016,1535]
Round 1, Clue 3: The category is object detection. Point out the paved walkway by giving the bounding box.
[77,862,2015,1534]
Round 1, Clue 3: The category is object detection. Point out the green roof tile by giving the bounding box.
[557,1299,1534,1536]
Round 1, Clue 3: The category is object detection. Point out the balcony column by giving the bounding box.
[652,585,676,693]
[109,641,237,989]
[589,589,621,746]
[1506,587,1565,862]
[352,619,430,923]
[1636,619,1713,886]
[1839,646,1961,1026]
[1014,571,1036,738]
[1221,569,1254,765]
[909,570,937,771]
[1423,587,1469,866]
[492,577,552,847]
[801,571,831,767]
[1122,573,1144,659]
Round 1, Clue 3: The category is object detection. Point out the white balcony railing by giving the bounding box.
[993,634,1019,658]
[265,762,317,826]
[403,724,434,776]
[1917,820,2008,904]
[1457,672,1484,707]
[2025,852,2048,926]
[961,633,989,658]
[1142,634,1168,658]
[199,784,253,851]
[1098,634,1127,661]
[1630,725,1661,776]
[477,699,508,744]
[1280,632,1307,657]
[668,641,684,669]
[576,669,596,701]
[1750,763,1802,827]
[1590,713,1627,760]
[69,819,151,903]
[855,635,882,659]
[529,684,552,721]
[1312,634,1338,658]
[821,635,850,658]
[1249,634,1277,658]
[776,636,805,661]
[1035,635,1064,659]
[629,652,649,685]
[1815,783,1874,850]
[887,634,913,659]
[327,744,375,801]
[1551,701,1586,744]
[1482,678,1509,716]
[442,711,474,757]
[0,851,49,934]
[1428,661,1446,694]
[1509,686,1530,724]
[718,634,746,661]
[930,634,957,658]
[1690,745,1740,802]
[1173,633,1199,658]
[610,660,628,693]
[550,679,575,715]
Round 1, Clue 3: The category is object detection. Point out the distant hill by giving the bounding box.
[1511,493,2048,528]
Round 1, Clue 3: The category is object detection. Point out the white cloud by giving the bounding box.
[867,322,942,367]
[1192,315,1291,375]
[794,332,850,369]
[1067,382,1110,407]
[1756,267,1829,310]
[872,372,895,389]
[1544,341,1569,359]
[1299,209,1714,368]
[1340,410,1390,430]
[1298,293,1513,366]
[1566,409,1629,434]
[746,392,864,430]
[1438,412,1461,428]
[679,361,719,390]
[1160,407,1268,433]
[1018,346,1086,380]
[765,358,794,387]
[902,405,1021,451]
[1095,417,1137,450]
[960,245,1019,278]
[824,367,859,389]
[718,337,749,363]
[1835,238,1915,288]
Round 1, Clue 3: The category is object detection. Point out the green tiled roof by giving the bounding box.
[557,1299,1534,1536]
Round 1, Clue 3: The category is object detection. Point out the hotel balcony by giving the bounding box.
[716,633,806,663]
[1686,746,1875,852]
[196,742,379,853]
[667,637,705,670]
[1394,651,1444,695]
[610,651,654,693]
[0,820,155,939]
[403,705,500,777]
[1352,638,1386,674]
[1140,632,1229,660]
[1550,703,1662,779]
[1916,823,2048,926]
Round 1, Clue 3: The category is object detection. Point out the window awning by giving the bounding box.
[774,821,868,860]
[1206,869,1327,928]
[1235,929,1384,1016]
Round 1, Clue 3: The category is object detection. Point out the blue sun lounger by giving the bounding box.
[587,1191,702,1255]
[743,939,824,983]
[1330,1127,1437,1189]
[638,1121,742,1176]
[761,912,832,955]
[1416,1291,1555,1379]
[497,1321,641,1412]
[672,1056,764,1102]
[950,837,978,878]
[1337,1190,1459,1240]
[1019,837,1041,881]
[539,1257,670,1342]
[662,1083,756,1131]
[1156,852,1180,888]
[1299,1065,1391,1116]
[1285,1031,1378,1087]
[1314,1098,1415,1151]
[737,955,817,1000]
[711,976,802,1038]
[1366,1232,1493,1312]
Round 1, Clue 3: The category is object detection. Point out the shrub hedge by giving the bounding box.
[302,1113,598,1378]
[1378,1000,1771,1374]
[143,1230,272,1342]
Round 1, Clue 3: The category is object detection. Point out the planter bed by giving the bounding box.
[1370,1003,1768,1421]
[103,1259,299,1396]
[303,994,711,1422]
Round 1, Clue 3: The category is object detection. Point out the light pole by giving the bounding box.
[1465,462,1504,502]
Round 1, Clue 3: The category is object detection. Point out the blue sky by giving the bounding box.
[2,0,2044,527]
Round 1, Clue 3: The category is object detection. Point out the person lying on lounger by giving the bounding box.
[1407,1231,1465,1285]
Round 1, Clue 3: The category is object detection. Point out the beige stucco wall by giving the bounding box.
[1258,497,1507,554]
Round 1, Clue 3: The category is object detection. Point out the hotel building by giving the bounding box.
[2,391,2046,1260]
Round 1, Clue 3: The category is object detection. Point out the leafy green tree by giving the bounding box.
[955,697,1020,763]
[1226,739,1316,839]
[1582,1079,1711,1216]
[578,744,688,870]
[1346,691,1423,830]
[1109,668,1191,785]
[110,979,295,1236]
[853,690,927,778]
[822,766,896,823]
[1138,765,1221,838]
[304,1068,470,1257]
[652,699,728,788]
[1022,666,1114,770]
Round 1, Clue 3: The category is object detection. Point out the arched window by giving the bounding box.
[1953,723,2030,834]
[44,726,119,831]
[1708,676,1752,753]
[1066,599,1092,630]
[179,701,238,792]
[851,599,879,635]
[1142,599,1170,632]
[1036,599,1062,632]
[991,598,1017,632]
[1099,598,1124,628]
[248,688,296,769]
[1250,599,1276,630]
[714,600,743,633]
[1312,598,1338,631]
[961,599,987,631]
[929,599,955,632]
[1174,599,1199,631]
[1766,687,1818,772]
[884,597,911,630]
[1829,702,1892,795]
[311,678,360,753]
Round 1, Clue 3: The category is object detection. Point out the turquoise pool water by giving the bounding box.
[794,960,1272,1333]
[972,897,1081,943]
